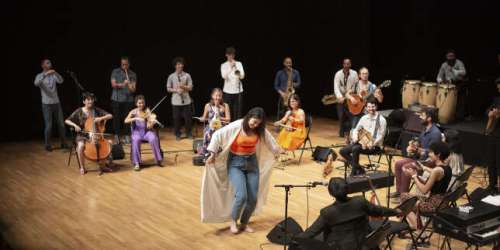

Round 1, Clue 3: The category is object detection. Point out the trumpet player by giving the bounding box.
[167,57,193,141]
[339,98,386,176]
[111,56,137,144]
[221,47,245,120]
[333,58,358,138]
[274,57,301,118]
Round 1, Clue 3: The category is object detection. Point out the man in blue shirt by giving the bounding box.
[274,57,301,118]
[391,109,442,201]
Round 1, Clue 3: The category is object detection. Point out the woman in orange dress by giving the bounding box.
[275,94,306,150]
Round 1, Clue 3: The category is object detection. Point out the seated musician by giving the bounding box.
[199,88,231,155]
[339,98,386,176]
[65,92,113,175]
[400,141,452,230]
[390,109,442,202]
[345,67,383,129]
[124,95,163,171]
[294,177,401,250]
[274,94,306,151]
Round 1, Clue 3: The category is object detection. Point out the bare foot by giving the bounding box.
[230,221,239,234]
[240,224,254,233]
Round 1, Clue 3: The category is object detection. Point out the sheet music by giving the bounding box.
[482,195,500,206]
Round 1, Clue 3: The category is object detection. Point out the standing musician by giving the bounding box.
[221,47,245,120]
[110,56,137,144]
[124,95,164,171]
[274,94,306,151]
[333,58,358,138]
[339,98,386,176]
[294,177,401,250]
[65,93,113,175]
[346,67,384,129]
[274,57,301,117]
[486,80,500,191]
[166,57,194,141]
[436,49,466,84]
[34,58,68,151]
[199,88,231,155]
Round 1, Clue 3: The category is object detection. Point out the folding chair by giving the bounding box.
[369,196,419,250]
[447,165,475,204]
[362,127,393,172]
[298,114,314,165]
[413,183,468,246]
[365,218,392,249]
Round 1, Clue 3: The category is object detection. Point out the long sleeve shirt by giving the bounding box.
[419,124,443,159]
[273,68,301,92]
[34,71,64,104]
[334,69,358,99]
[220,61,245,94]
[436,59,466,83]
[166,71,193,106]
[351,112,387,147]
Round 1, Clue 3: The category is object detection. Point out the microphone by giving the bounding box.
[308,181,328,187]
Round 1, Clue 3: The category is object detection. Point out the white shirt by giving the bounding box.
[352,112,387,147]
[220,61,245,94]
[334,69,358,99]
[436,59,466,83]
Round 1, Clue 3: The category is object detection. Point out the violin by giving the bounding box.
[83,110,111,162]
[134,109,163,129]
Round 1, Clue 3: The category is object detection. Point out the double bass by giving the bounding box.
[83,110,111,162]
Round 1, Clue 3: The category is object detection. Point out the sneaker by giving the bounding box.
[389,192,400,198]
[391,197,401,204]
[134,165,140,171]
[45,145,53,152]
[124,135,131,144]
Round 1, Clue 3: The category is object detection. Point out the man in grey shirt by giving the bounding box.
[436,49,466,84]
[110,56,137,143]
[34,58,68,151]
[166,57,193,140]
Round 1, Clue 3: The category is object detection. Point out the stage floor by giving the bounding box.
[0,118,492,249]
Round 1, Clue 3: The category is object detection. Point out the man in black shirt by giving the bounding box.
[487,80,500,191]
[294,177,401,250]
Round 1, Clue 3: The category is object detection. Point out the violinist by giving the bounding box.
[274,94,306,151]
[65,92,113,175]
[124,95,163,171]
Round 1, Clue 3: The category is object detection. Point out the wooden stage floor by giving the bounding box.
[0,118,492,249]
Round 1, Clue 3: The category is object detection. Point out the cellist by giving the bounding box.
[65,92,113,175]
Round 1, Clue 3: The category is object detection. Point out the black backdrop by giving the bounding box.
[3,0,500,142]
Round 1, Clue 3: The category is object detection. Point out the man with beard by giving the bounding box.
[436,49,467,120]
[389,109,442,203]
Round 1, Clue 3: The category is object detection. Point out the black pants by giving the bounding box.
[487,136,500,189]
[223,92,242,120]
[340,143,381,174]
[336,102,350,137]
[112,101,133,136]
[172,104,193,137]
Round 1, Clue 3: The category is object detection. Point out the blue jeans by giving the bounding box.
[227,152,259,224]
[42,103,67,146]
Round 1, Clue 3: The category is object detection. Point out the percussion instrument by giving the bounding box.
[402,80,421,108]
[418,82,438,106]
[436,84,458,124]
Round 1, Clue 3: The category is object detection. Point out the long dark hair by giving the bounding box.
[287,94,301,110]
[242,107,266,138]
[209,88,225,106]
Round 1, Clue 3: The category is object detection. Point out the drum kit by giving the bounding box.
[402,80,458,124]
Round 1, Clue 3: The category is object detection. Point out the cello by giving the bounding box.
[83,109,111,163]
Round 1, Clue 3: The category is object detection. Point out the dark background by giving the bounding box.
[3,0,500,142]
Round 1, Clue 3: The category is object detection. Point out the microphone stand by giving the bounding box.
[274,183,318,250]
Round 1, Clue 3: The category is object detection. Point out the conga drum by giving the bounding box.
[419,82,438,106]
[436,84,457,124]
[402,80,421,108]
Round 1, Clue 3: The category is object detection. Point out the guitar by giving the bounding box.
[347,80,391,115]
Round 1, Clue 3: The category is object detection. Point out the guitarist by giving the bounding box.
[339,98,386,176]
[333,58,358,138]
[274,57,301,118]
[346,67,384,129]
[486,80,500,191]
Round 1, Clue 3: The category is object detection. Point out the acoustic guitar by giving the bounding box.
[347,80,391,115]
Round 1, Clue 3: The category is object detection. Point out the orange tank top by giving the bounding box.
[230,131,259,154]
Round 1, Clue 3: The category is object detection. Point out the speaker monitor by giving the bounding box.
[266,217,304,245]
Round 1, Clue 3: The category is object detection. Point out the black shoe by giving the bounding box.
[45,145,53,152]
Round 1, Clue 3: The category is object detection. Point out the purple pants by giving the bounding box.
[130,121,163,165]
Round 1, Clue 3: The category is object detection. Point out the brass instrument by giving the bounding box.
[321,94,339,105]
[357,127,374,148]
[282,69,295,106]
[177,73,186,105]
